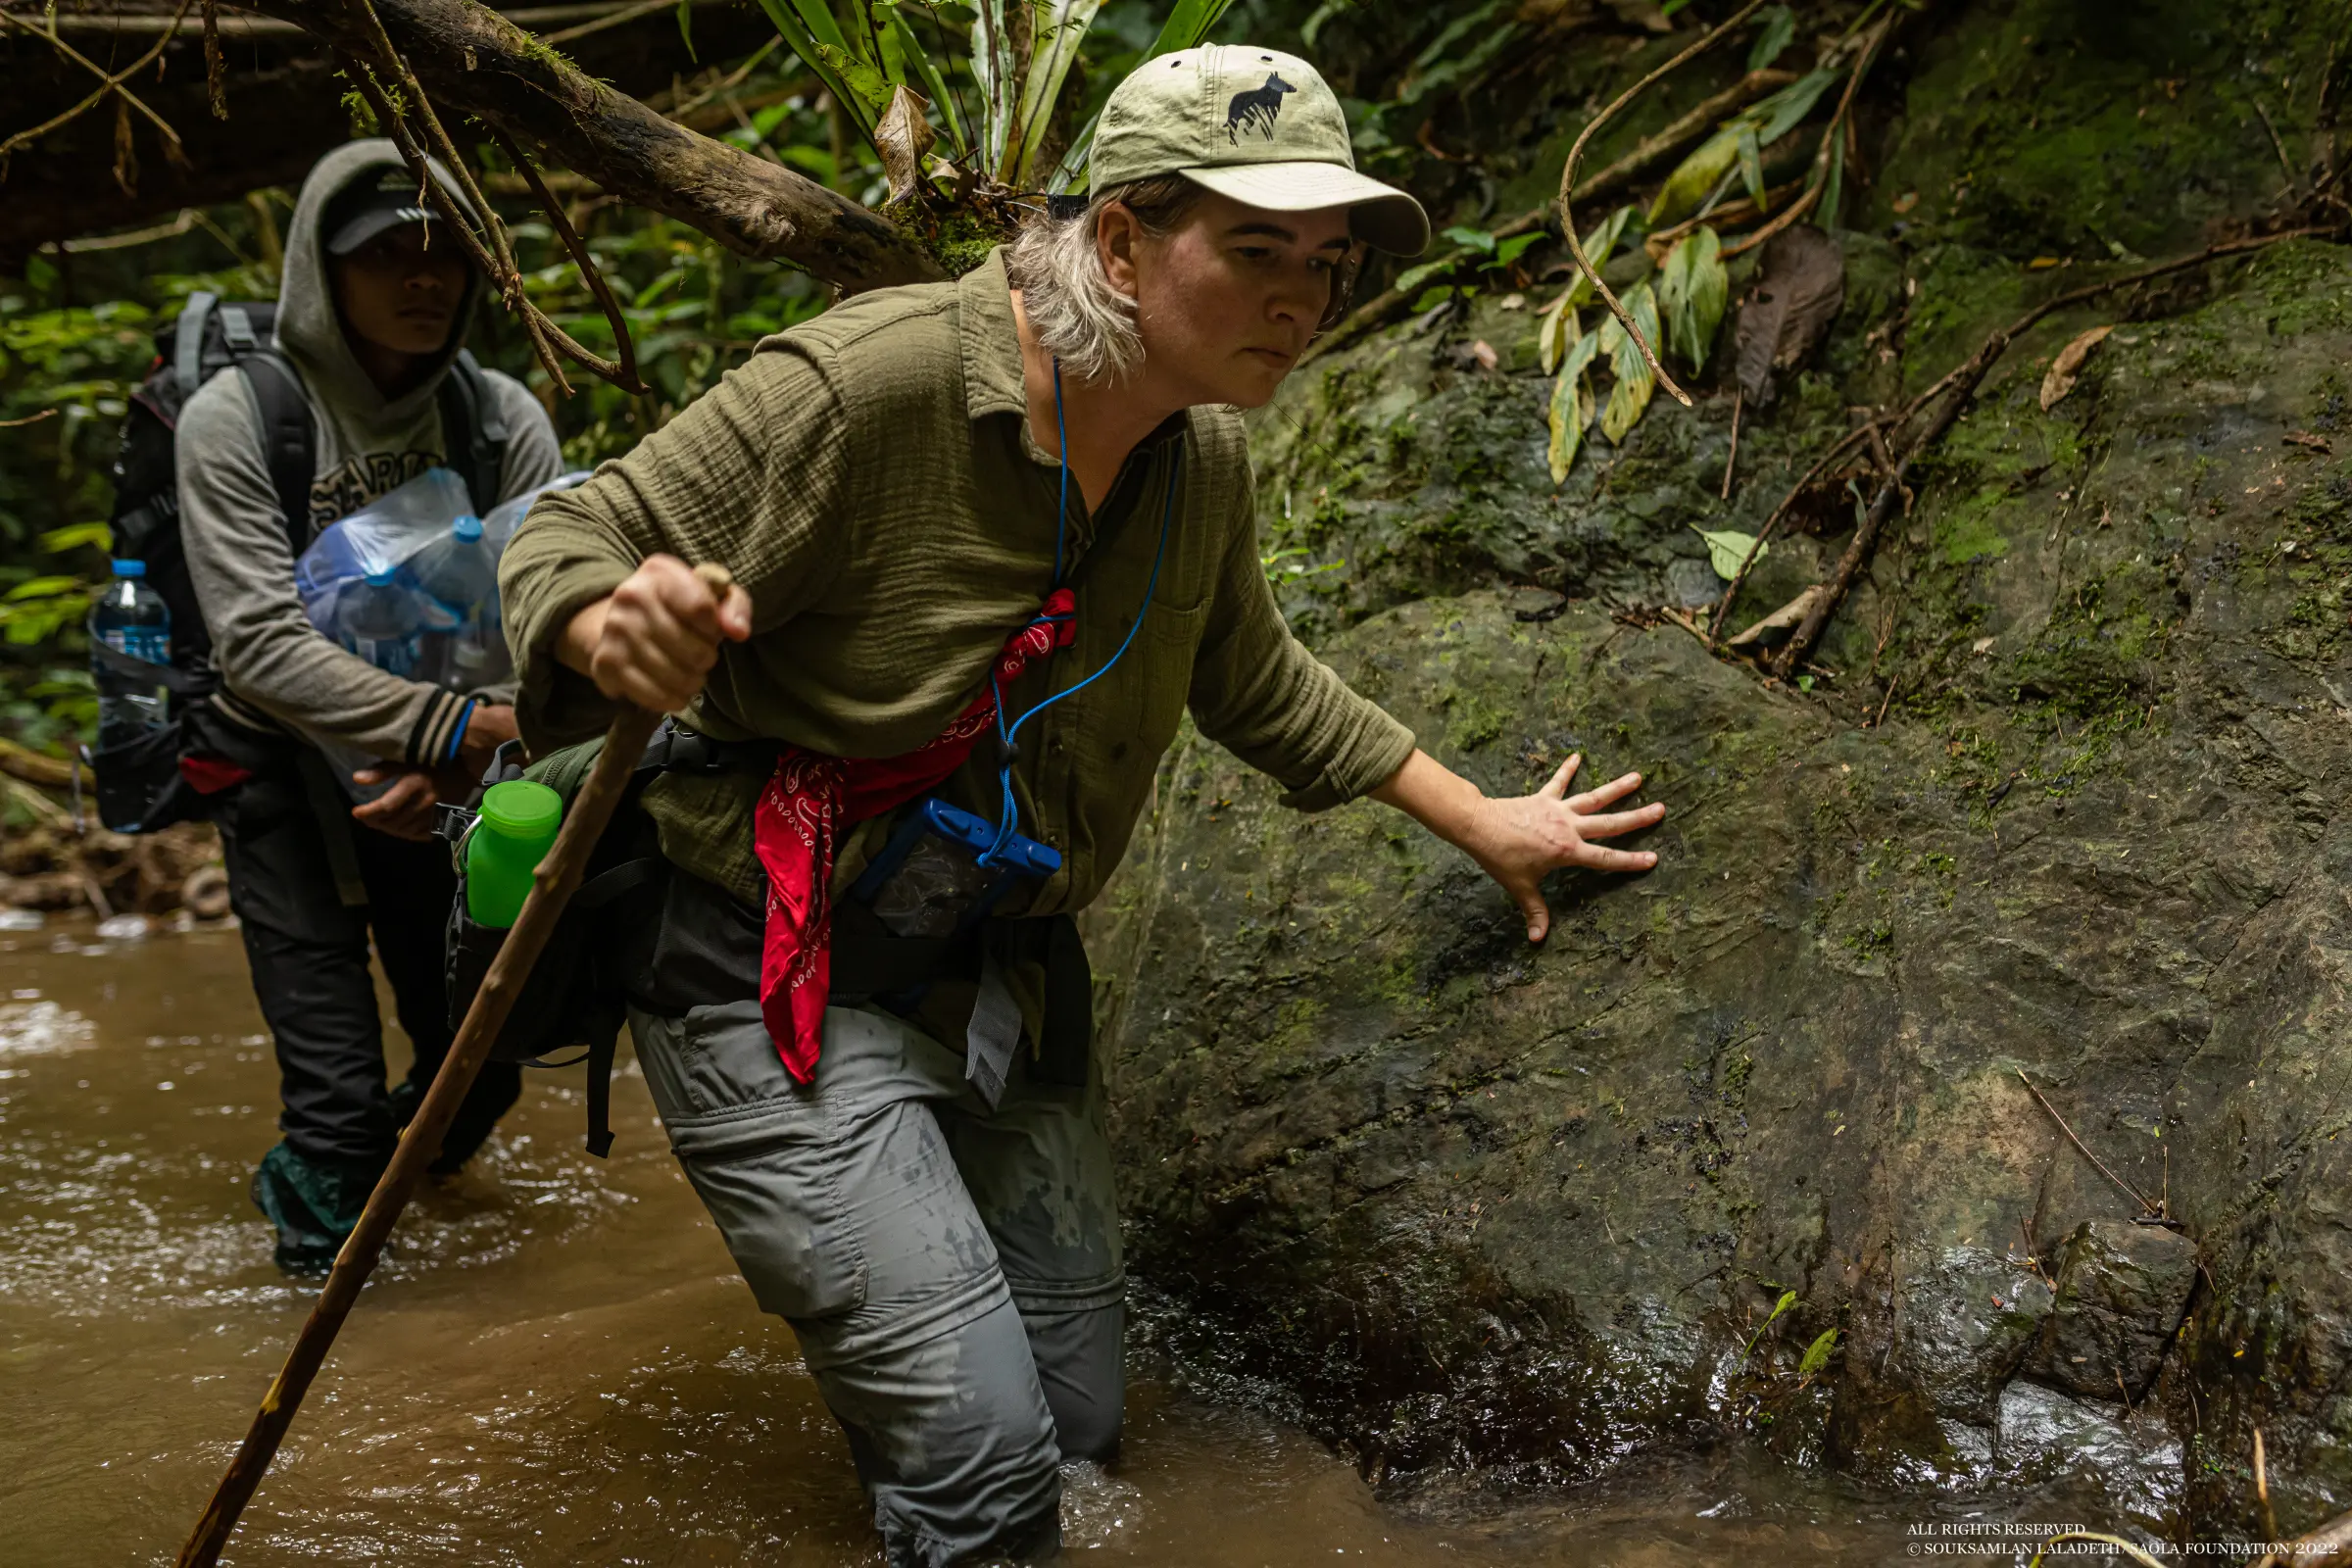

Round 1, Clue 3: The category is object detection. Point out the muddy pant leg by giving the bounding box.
[629,1001,1063,1567]
[217,769,391,1165]
[352,825,519,1169]
[945,1069,1127,1463]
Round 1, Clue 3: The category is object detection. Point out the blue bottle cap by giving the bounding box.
[111,559,146,577]
[364,568,398,587]
[453,515,483,543]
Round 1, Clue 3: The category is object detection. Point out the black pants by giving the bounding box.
[215,763,519,1168]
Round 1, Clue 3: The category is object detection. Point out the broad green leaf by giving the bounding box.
[1547,324,1601,483]
[1649,127,1741,225]
[1443,224,1498,254]
[1596,281,1661,444]
[1745,4,1795,72]
[752,0,869,141]
[1690,525,1765,580]
[1657,225,1728,372]
[1750,68,1839,146]
[1742,1288,1799,1359]
[1736,123,1766,209]
[1407,285,1457,313]
[1537,294,1573,374]
[38,521,112,555]
[1797,1327,1839,1378]
[969,0,1019,174]
[1490,231,1544,270]
[1005,0,1106,185]
[1392,252,1463,296]
[1562,205,1635,307]
[6,575,82,602]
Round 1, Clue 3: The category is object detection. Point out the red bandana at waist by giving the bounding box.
[749,588,1076,1082]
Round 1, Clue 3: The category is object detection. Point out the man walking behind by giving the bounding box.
[179,142,564,1271]
[503,46,1665,1565]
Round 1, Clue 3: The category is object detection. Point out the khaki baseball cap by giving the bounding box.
[1091,45,1430,256]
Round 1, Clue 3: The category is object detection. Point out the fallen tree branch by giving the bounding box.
[2015,1069,2163,1218]
[1558,1,1769,409]
[1706,420,1875,640]
[234,0,940,291]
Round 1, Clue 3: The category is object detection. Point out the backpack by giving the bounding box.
[93,290,510,832]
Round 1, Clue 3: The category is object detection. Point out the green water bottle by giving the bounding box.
[466,779,564,928]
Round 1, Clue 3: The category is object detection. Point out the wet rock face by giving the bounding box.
[1090,0,2352,1532]
[2025,1221,2198,1403]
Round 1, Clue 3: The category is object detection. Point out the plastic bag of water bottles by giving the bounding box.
[295,466,590,691]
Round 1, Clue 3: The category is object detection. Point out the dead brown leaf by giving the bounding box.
[874,84,937,206]
[1733,225,1844,407]
[2284,430,2334,454]
[1470,339,1499,371]
[2038,323,2113,411]
[1727,585,1822,648]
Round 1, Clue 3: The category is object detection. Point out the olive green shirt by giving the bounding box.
[501,248,1415,913]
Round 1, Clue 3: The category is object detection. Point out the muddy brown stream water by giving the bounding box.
[1,921,2161,1565]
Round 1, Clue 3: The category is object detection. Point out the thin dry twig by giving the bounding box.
[1557,0,1769,409]
[1721,18,1889,262]
[1719,388,1742,500]
[486,124,646,392]
[338,12,645,397]
[1706,421,1876,640]
[0,0,195,171]
[0,408,61,428]
[2016,1069,2162,1216]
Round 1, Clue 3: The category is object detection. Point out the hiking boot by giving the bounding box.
[250,1142,380,1276]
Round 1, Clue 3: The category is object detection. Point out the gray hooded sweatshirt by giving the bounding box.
[176,139,563,767]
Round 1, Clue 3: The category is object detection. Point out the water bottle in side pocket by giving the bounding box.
[89,559,172,749]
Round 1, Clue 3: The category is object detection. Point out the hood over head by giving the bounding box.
[275,139,485,424]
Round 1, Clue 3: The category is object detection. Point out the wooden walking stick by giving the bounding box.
[175,564,735,1568]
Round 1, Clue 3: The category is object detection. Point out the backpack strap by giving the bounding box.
[237,353,318,558]
[173,291,219,399]
[436,350,510,514]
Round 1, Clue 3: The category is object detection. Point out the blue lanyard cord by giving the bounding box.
[979,366,1182,868]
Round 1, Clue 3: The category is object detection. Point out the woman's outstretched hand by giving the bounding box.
[1370,748,1665,944]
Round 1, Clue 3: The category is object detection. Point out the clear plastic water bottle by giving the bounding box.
[335,569,425,677]
[89,559,172,749]
[408,514,501,686]
[410,514,499,618]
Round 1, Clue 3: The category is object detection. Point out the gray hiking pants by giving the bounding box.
[628,999,1124,1567]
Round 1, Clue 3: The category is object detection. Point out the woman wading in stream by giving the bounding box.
[501,44,1666,1566]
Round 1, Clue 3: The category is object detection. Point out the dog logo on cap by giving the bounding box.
[1224,73,1294,144]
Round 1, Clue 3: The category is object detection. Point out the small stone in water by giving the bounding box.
[0,908,43,931]
[95,914,150,941]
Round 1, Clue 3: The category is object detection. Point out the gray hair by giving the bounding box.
[1004,175,1202,384]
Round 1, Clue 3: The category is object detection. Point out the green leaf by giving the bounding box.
[1563,206,1635,308]
[1537,294,1572,374]
[1742,1289,1799,1360]
[1750,68,1839,146]
[675,0,698,62]
[1596,281,1660,444]
[1442,224,1499,255]
[1547,324,1601,483]
[38,521,112,555]
[1656,225,1728,372]
[1649,127,1741,225]
[1745,4,1795,72]
[6,575,82,602]
[1392,253,1462,296]
[1797,1327,1839,1378]
[1408,285,1457,313]
[1690,525,1765,580]
[1004,0,1106,185]
[1736,122,1766,209]
[752,0,871,142]
[1488,231,1544,270]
